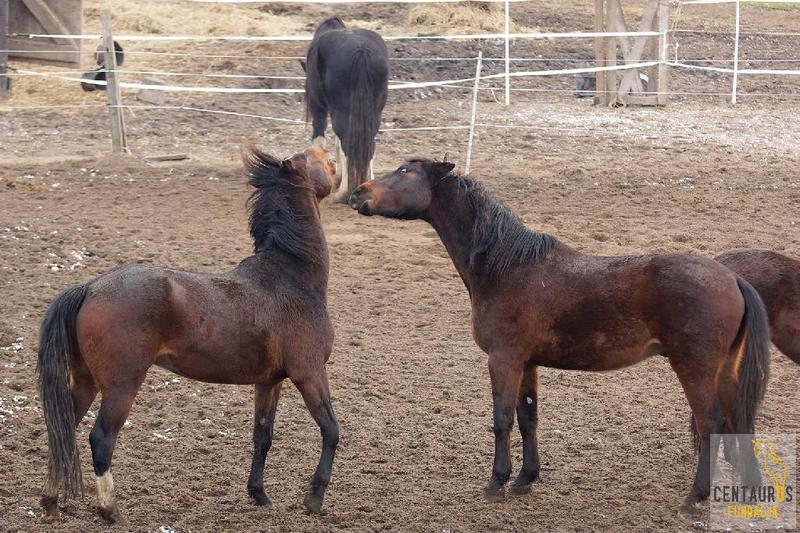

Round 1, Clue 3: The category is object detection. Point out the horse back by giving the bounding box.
[470,248,745,367]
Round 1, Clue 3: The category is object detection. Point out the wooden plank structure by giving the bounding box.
[8,0,82,66]
[594,0,668,106]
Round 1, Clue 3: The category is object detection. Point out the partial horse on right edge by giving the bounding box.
[717,249,800,365]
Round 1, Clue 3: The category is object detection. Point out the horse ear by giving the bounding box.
[282,153,307,174]
[425,161,455,179]
[299,58,307,72]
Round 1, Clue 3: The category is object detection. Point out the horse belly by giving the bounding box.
[155,343,274,385]
[533,335,664,372]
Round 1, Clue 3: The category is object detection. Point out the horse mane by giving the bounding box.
[244,148,324,265]
[431,168,557,276]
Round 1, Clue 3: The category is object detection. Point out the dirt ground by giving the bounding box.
[1,1,800,532]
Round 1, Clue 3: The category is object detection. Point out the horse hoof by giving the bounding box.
[331,190,351,205]
[509,481,533,495]
[41,496,60,522]
[303,494,324,514]
[678,497,705,519]
[483,485,506,503]
[98,504,122,524]
[250,491,272,507]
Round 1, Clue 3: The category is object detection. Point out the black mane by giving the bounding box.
[447,174,557,276]
[244,148,324,265]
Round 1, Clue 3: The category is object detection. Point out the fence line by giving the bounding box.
[10,30,665,42]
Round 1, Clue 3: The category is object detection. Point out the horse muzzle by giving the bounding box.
[349,188,374,216]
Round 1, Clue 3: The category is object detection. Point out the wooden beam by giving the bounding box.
[20,0,76,47]
[7,37,79,64]
[1,0,8,100]
[614,0,659,99]
[594,0,606,105]
[101,13,127,154]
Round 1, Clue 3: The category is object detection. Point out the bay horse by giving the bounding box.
[348,159,771,512]
[38,146,340,522]
[717,249,800,365]
[304,16,389,202]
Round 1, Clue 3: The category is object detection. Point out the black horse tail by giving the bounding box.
[346,47,384,191]
[38,284,88,499]
[729,277,770,436]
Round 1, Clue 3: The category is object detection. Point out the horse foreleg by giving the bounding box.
[89,386,141,523]
[293,369,339,514]
[247,380,282,507]
[510,363,540,495]
[484,355,523,502]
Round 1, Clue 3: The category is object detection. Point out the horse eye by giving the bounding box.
[399,167,408,173]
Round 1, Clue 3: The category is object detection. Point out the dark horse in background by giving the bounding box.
[717,249,800,366]
[38,147,340,522]
[349,159,771,512]
[304,16,389,201]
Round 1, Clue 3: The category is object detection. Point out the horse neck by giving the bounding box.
[252,205,330,293]
[423,179,480,292]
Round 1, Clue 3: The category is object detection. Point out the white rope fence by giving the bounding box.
[3,0,800,165]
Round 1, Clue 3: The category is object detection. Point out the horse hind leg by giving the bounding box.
[332,136,350,203]
[41,355,98,521]
[89,374,146,523]
[291,368,339,514]
[669,355,722,514]
[247,380,282,507]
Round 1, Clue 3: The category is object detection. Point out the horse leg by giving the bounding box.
[41,357,98,520]
[246,380,282,507]
[670,357,721,513]
[484,355,523,502]
[292,369,339,514]
[510,363,540,495]
[89,384,142,523]
[332,135,350,203]
[310,106,327,149]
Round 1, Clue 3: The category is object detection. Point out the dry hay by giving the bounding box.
[405,2,529,34]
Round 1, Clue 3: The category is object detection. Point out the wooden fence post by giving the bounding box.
[657,0,669,105]
[731,0,741,104]
[503,0,510,106]
[0,0,9,100]
[594,0,606,106]
[101,12,127,153]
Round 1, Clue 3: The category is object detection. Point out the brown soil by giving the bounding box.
[1,2,799,532]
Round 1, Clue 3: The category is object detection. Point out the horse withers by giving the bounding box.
[349,159,771,512]
[38,146,340,522]
[717,249,800,365]
[304,16,389,202]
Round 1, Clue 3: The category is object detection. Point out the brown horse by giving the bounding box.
[717,249,800,365]
[349,159,771,512]
[38,146,340,522]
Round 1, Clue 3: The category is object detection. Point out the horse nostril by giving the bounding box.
[357,200,374,216]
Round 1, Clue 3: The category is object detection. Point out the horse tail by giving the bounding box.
[728,277,771,435]
[303,42,322,125]
[38,284,88,499]
[346,46,385,191]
